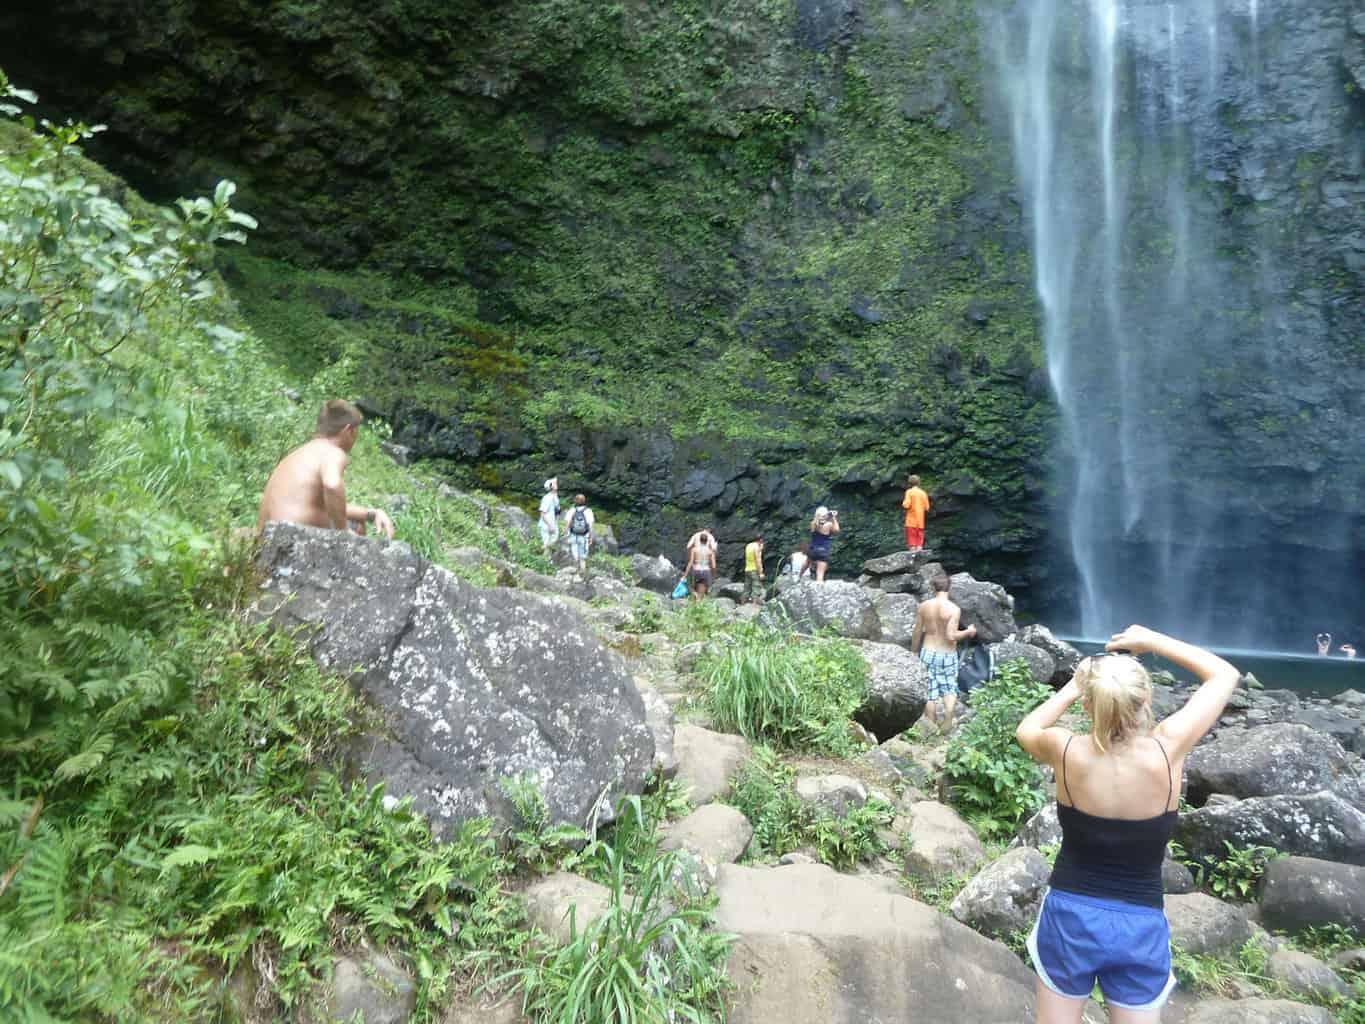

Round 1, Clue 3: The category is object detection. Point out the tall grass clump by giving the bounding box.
[702,624,868,754]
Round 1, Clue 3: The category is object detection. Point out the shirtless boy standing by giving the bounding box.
[258,399,395,539]
[910,573,977,733]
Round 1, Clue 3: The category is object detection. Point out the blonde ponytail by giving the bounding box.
[1077,654,1154,751]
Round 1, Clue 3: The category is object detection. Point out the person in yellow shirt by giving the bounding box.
[902,474,930,551]
[743,535,766,604]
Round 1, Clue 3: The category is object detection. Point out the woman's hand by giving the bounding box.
[1107,624,1165,656]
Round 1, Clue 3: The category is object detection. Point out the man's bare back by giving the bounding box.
[913,593,976,654]
[258,438,350,531]
[257,400,394,539]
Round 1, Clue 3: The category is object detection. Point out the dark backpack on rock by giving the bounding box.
[570,507,591,536]
[957,643,994,703]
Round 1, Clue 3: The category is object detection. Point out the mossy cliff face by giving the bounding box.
[0,0,1053,589]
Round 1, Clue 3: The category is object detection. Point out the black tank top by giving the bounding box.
[1047,735,1178,909]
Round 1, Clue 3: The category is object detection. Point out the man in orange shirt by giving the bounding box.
[901,474,930,551]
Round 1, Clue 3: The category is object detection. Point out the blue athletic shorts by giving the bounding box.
[1028,887,1176,1011]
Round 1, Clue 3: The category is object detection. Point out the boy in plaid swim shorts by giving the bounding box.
[910,573,977,732]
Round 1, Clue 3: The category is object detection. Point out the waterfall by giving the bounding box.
[990,0,1364,647]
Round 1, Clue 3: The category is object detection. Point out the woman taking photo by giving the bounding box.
[808,506,840,582]
[1015,625,1240,1023]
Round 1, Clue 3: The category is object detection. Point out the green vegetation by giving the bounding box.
[701,623,869,755]
[1193,842,1282,902]
[942,660,1053,840]
[724,747,893,869]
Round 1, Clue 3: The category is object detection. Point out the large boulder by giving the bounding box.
[989,641,1055,686]
[629,553,680,595]
[794,774,869,817]
[949,847,1051,939]
[869,591,919,646]
[903,800,987,879]
[1010,804,1062,850]
[1264,949,1351,1000]
[1174,792,1365,867]
[861,550,940,577]
[1164,893,1254,955]
[660,804,754,866]
[949,573,1017,643]
[634,682,678,780]
[1184,723,1364,807]
[302,951,416,1024]
[1017,624,1081,686]
[1260,855,1365,934]
[852,640,929,740]
[253,524,653,834]
[673,725,750,805]
[713,863,1036,1023]
[1182,999,1335,1024]
[768,580,881,639]
[523,872,613,946]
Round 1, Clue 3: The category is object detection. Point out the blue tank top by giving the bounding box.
[1047,735,1178,909]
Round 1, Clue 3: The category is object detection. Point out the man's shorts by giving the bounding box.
[905,526,925,548]
[692,569,713,588]
[569,534,590,561]
[539,520,557,547]
[920,649,959,702]
[1028,887,1176,1012]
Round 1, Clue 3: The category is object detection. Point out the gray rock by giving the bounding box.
[629,553,680,595]
[949,847,1051,938]
[1174,791,1365,867]
[869,591,919,646]
[852,640,929,740]
[1010,804,1062,850]
[903,800,987,879]
[1018,624,1082,685]
[634,682,678,780]
[1264,948,1351,1000]
[442,994,525,1024]
[713,863,1035,1023]
[794,773,869,817]
[989,640,1055,686]
[673,725,751,805]
[862,550,940,576]
[1162,856,1195,894]
[304,950,415,1024]
[1260,855,1365,934]
[1183,999,1334,1024]
[1332,947,1365,972]
[253,524,653,835]
[1164,893,1254,955]
[949,573,1017,643]
[1184,723,1363,808]
[660,804,754,865]
[492,503,535,542]
[380,441,412,466]
[877,573,922,595]
[769,580,880,639]
[524,871,613,946]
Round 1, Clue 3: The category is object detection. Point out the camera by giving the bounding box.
[1317,632,1331,643]
[830,509,839,516]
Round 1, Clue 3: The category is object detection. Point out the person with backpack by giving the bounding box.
[562,493,595,578]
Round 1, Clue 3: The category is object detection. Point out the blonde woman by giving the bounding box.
[1015,625,1240,1023]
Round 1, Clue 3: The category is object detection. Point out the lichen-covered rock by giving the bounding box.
[634,682,678,779]
[768,580,880,639]
[949,573,1017,643]
[1164,893,1254,955]
[1184,723,1364,808]
[869,591,918,646]
[1010,804,1062,850]
[861,550,940,577]
[302,950,415,1024]
[1018,624,1081,685]
[1162,856,1195,894]
[629,553,680,594]
[852,640,928,740]
[1260,855,1365,934]
[1174,791,1365,867]
[949,847,1051,938]
[989,640,1055,686]
[253,523,653,834]
[714,863,1036,1023]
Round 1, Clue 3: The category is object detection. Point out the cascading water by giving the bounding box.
[992,0,1365,648]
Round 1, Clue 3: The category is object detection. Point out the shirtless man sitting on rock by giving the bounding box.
[258,399,395,540]
[910,573,977,734]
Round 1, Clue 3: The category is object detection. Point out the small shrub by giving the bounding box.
[943,660,1053,840]
[703,625,867,755]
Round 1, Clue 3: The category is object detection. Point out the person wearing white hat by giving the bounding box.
[538,477,560,555]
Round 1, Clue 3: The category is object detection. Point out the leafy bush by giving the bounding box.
[943,660,1053,840]
[725,747,893,869]
[702,625,868,755]
[1191,842,1280,902]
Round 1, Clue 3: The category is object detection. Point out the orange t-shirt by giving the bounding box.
[902,486,930,528]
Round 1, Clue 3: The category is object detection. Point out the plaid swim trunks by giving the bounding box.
[920,648,960,702]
